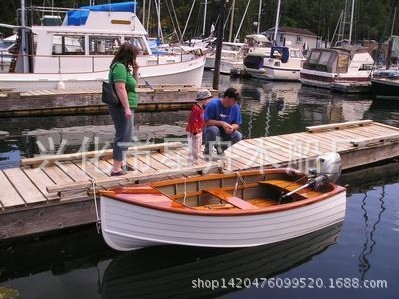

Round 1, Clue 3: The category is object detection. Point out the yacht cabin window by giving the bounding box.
[89,36,121,55]
[124,37,148,53]
[290,49,303,59]
[52,35,85,55]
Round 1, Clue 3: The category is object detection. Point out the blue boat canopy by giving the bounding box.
[67,2,137,26]
[271,46,289,63]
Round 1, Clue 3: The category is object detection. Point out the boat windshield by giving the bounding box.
[0,40,15,51]
[290,49,304,59]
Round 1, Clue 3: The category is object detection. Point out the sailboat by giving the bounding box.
[243,0,305,81]
[0,2,205,91]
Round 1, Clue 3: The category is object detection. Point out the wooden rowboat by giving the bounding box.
[99,167,346,251]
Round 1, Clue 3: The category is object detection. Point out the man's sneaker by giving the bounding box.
[216,147,225,155]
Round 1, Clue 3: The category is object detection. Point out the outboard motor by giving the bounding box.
[282,152,342,199]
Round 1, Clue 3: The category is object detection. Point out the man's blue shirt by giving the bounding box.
[204,98,242,125]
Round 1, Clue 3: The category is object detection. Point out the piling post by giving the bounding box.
[213,0,226,91]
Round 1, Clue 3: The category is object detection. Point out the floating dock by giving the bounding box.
[1,120,399,239]
[0,85,216,117]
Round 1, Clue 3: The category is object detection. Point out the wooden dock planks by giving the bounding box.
[3,168,47,204]
[0,171,25,208]
[1,120,399,239]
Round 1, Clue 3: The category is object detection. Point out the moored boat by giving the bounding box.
[300,46,374,92]
[0,2,205,91]
[99,153,346,251]
[371,70,399,100]
[205,42,245,74]
[244,45,305,81]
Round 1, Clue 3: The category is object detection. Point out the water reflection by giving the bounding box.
[358,186,386,280]
[101,224,342,299]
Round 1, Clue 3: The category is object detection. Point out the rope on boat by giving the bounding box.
[91,178,101,234]
[183,177,187,205]
[233,172,246,197]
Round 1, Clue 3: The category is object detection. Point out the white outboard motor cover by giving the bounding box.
[313,152,342,183]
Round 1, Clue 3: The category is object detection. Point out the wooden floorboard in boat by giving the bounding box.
[247,198,277,208]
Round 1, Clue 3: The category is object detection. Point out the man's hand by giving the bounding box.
[222,122,234,134]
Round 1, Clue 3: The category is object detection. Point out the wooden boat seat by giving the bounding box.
[203,188,258,210]
[257,180,322,198]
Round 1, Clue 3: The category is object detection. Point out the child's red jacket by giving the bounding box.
[186,103,204,134]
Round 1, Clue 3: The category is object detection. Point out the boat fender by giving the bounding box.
[57,81,65,90]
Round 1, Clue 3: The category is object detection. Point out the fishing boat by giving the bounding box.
[101,222,342,298]
[244,45,305,81]
[371,70,399,100]
[99,153,346,251]
[0,2,205,91]
[300,46,374,93]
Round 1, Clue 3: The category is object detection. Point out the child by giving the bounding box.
[186,89,212,165]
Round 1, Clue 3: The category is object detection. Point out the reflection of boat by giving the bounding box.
[300,46,374,93]
[0,2,205,91]
[101,222,343,299]
[100,160,346,251]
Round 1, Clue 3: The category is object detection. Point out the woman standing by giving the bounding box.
[108,44,139,176]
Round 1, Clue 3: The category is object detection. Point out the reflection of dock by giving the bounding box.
[102,223,342,299]
[1,120,399,239]
[0,86,217,117]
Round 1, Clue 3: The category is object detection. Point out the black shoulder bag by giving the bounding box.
[102,64,121,106]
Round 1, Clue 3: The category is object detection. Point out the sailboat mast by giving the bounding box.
[273,0,281,43]
[228,0,236,42]
[257,0,262,34]
[20,0,28,73]
[391,6,397,36]
[348,0,355,43]
[202,0,207,36]
[142,0,146,29]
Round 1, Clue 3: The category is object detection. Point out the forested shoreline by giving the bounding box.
[1,0,397,43]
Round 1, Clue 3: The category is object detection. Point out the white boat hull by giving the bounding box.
[100,191,346,251]
[0,55,206,91]
[248,66,301,81]
[205,57,243,75]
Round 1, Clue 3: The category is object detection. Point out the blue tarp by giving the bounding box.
[67,2,137,26]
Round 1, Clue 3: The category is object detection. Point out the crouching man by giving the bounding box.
[204,87,242,156]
